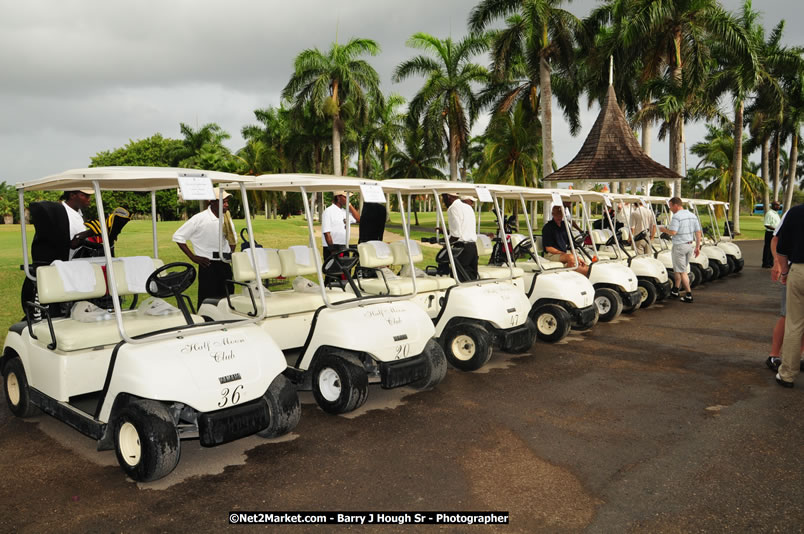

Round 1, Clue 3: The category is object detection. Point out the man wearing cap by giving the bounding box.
[442,193,478,282]
[659,197,701,303]
[173,189,237,308]
[322,191,360,261]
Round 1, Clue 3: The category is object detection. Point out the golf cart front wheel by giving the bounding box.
[594,288,623,322]
[113,399,180,482]
[441,323,493,372]
[410,339,448,390]
[311,352,368,414]
[258,374,301,438]
[638,280,657,309]
[726,256,736,275]
[3,358,37,418]
[532,305,571,343]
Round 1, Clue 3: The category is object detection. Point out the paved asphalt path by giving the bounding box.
[1,240,802,533]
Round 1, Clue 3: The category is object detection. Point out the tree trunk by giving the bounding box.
[772,133,781,201]
[730,100,743,234]
[761,135,770,217]
[540,54,553,180]
[641,115,652,157]
[358,148,364,177]
[449,126,459,181]
[784,133,798,211]
[332,119,342,176]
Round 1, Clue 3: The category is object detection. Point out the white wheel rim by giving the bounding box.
[118,422,141,467]
[317,368,342,402]
[6,372,20,406]
[595,296,611,315]
[638,286,648,303]
[451,335,476,361]
[537,313,558,335]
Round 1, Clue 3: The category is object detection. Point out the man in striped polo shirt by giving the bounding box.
[659,197,702,303]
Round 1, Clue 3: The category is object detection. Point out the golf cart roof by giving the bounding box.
[17,167,251,192]
[377,179,489,196]
[239,174,381,192]
[684,198,717,206]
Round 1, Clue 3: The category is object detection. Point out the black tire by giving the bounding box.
[594,287,623,322]
[734,258,744,273]
[258,374,301,438]
[3,358,38,418]
[506,318,538,352]
[311,352,368,414]
[689,264,703,288]
[440,322,493,372]
[113,399,180,482]
[410,339,448,390]
[638,279,658,309]
[705,266,716,282]
[532,305,571,343]
[726,256,736,275]
[713,260,728,279]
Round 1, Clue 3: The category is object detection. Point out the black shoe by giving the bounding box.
[670,288,680,298]
[766,356,781,372]
[682,294,693,303]
[775,373,794,388]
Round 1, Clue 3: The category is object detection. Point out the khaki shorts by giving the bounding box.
[671,242,693,273]
[545,253,566,263]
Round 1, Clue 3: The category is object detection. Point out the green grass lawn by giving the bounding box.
[0,212,762,337]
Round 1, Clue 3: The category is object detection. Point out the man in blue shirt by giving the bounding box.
[659,197,702,303]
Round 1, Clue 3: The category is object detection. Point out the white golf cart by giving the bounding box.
[689,199,744,274]
[553,190,642,322]
[361,179,535,370]
[604,193,673,307]
[479,185,598,342]
[647,197,714,286]
[199,175,446,415]
[2,167,299,482]
[682,198,731,278]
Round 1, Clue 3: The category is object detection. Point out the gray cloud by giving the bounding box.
[1,0,801,183]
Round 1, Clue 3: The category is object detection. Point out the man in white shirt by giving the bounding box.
[173,190,236,308]
[442,193,478,281]
[321,191,360,261]
[762,201,781,268]
[629,201,656,255]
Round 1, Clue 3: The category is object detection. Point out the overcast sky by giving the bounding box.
[1,0,802,183]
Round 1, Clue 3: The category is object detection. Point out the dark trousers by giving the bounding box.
[197,260,233,309]
[762,230,774,267]
[457,241,479,282]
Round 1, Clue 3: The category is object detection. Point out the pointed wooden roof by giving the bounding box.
[544,85,682,182]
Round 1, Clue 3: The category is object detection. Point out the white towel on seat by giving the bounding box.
[290,246,311,266]
[368,241,392,259]
[117,256,155,294]
[245,248,271,275]
[52,260,97,293]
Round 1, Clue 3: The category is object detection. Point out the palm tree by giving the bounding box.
[282,38,382,176]
[781,70,804,210]
[174,122,232,168]
[476,102,541,188]
[393,33,488,181]
[367,94,407,175]
[617,0,755,196]
[690,123,764,207]
[470,0,581,181]
[386,125,446,180]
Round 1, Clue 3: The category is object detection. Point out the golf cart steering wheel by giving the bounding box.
[604,235,618,247]
[512,237,533,259]
[572,231,589,248]
[633,230,647,243]
[146,262,197,299]
[435,241,464,264]
[323,248,360,276]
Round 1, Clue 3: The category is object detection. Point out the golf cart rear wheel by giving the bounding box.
[311,352,368,414]
[3,358,37,418]
[258,374,301,438]
[113,399,180,482]
[638,280,657,309]
[410,339,448,390]
[532,305,571,343]
[441,323,493,372]
[594,288,623,322]
[689,264,702,288]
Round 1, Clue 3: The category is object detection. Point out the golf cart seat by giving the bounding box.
[227,247,352,317]
[390,240,455,290]
[355,240,440,295]
[475,234,493,256]
[31,258,202,351]
[476,233,524,279]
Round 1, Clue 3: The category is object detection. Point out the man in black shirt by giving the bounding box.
[774,204,804,388]
[542,205,588,276]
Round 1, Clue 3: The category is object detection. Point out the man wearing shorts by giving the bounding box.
[659,197,701,303]
[542,205,589,276]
